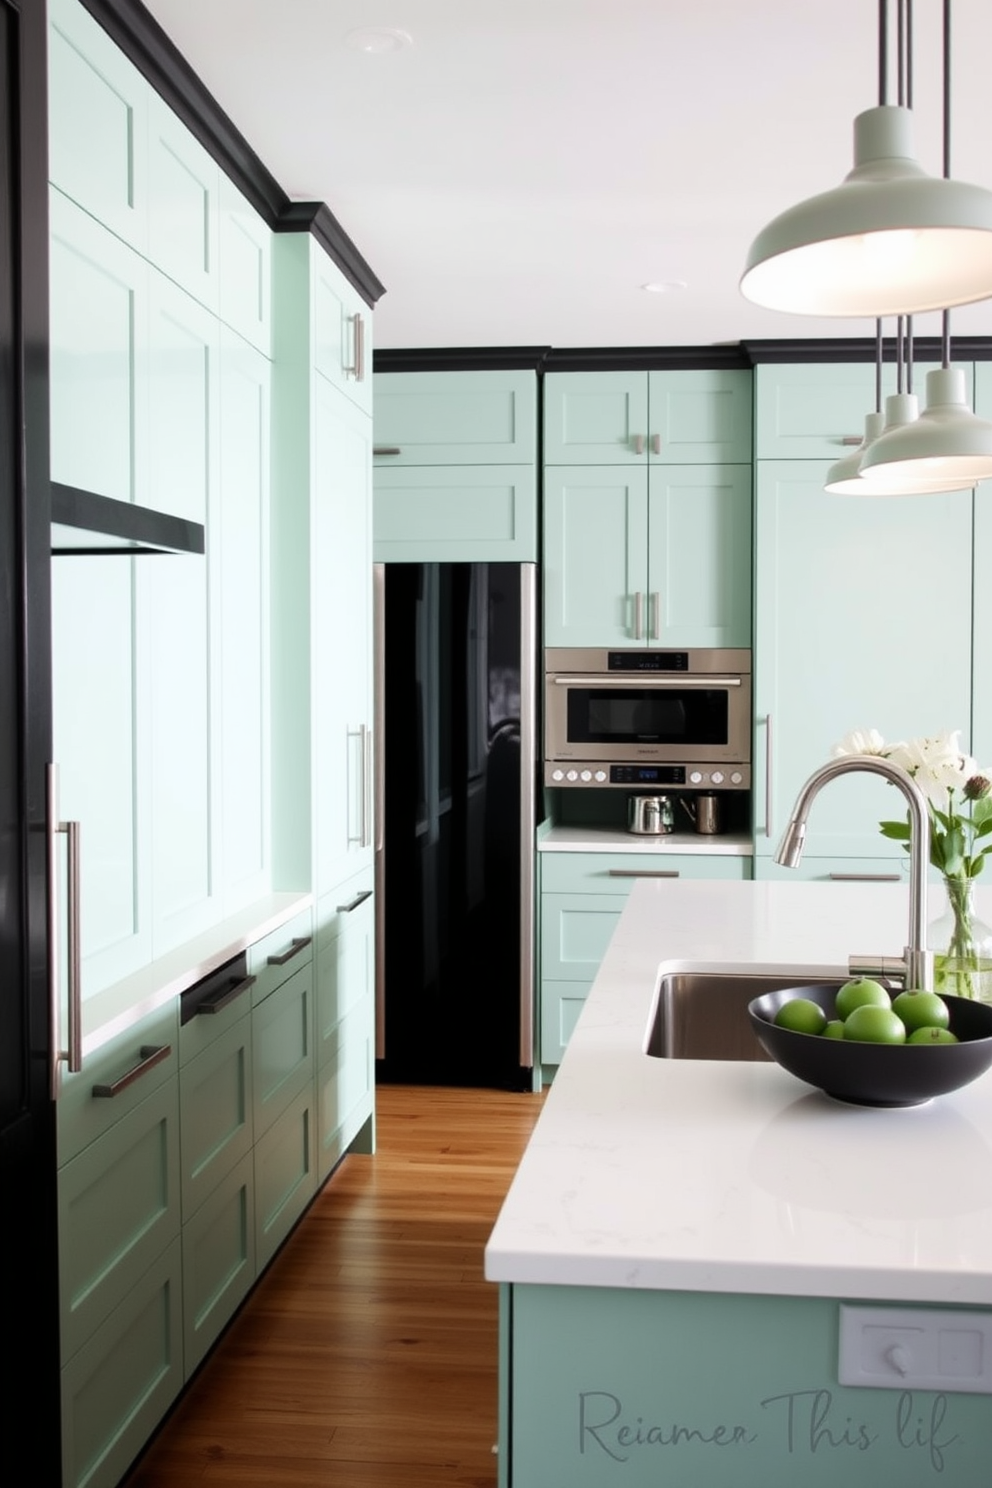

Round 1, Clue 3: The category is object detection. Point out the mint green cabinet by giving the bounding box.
[543,464,751,648]
[181,1151,255,1376]
[544,370,752,465]
[374,369,537,465]
[752,461,974,865]
[254,1082,316,1272]
[219,174,273,355]
[314,872,375,1180]
[313,247,373,416]
[147,89,221,312]
[972,366,992,768]
[539,852,750,1066]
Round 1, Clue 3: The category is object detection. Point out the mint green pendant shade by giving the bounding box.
[861,367,992,483]
[825,405,975,495]
[741,106,992,317]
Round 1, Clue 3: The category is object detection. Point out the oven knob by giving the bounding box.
[730,771,743,785]
[594,770,607,782]
[711,771,725,785]
[689,771,703,785]
[580,770,592,782]
[551,769,564,782]
[566,770,578,782]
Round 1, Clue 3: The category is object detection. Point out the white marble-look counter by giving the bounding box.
[538,824,752,856]
[485,878,992,1305]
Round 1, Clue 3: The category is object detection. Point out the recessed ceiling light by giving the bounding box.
[641,280,688,294]
[345,27,413,55]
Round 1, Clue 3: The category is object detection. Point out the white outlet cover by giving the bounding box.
[839,1304,992,1395]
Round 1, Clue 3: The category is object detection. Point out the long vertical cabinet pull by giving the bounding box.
[372,564,386,1059]
[633,590,644,640]
[651,591,661,641]
[345,313,365,382]
[46,763,82,1097]
[763,714,774,841]
[346,725,365,847]
[362,721,373,849]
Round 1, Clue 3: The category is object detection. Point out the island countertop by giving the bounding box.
[485,878,992,1305]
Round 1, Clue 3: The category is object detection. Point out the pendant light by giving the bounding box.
[862,1,992,486]
[740,1,992,318]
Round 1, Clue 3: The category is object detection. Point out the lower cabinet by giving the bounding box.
[539,851,751,1067]
[314,870,376,1182]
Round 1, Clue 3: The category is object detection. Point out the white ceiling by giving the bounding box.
[141,0,992,352]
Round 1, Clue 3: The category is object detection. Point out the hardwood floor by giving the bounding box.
[124,1084,546,1487]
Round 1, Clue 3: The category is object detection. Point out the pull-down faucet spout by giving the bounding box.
[775,755,934,992]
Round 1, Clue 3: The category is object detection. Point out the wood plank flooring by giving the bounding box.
[123,1084,546,1488]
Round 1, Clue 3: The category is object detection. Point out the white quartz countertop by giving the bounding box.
[485,878,992,1305]
[538,824,752,855]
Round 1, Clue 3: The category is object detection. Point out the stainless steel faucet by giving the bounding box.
[776,755,934,992]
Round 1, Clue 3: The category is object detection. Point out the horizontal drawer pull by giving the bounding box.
[93,1043,171,1098]
[552,675,741,688]
[828,872,901,882]
[195,973,256,1015]
[373,446,401,456]
[337,888,374,914]
[266,936,313,967]
[607,869,680,879]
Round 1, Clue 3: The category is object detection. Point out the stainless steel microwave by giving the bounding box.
[544,648,751,790]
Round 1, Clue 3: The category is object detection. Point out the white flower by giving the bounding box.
[832,727,887,758]
[885,730,976,812]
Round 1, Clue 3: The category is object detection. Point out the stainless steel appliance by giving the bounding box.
[627,794,675,835]
[680,792,723,835]
[374,561,536,1089]
[544,647,751,791]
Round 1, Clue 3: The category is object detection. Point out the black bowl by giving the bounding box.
[747,984,992,1107]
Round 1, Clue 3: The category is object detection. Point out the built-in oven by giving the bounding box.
[544,647,751,790]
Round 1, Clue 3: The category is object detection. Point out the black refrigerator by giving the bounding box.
[374,561,537,1090]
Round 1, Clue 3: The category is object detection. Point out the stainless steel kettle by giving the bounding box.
[627,794,674,835]
[679,792,722,835]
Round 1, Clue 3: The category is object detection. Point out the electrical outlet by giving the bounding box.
[839,1305,992,1394]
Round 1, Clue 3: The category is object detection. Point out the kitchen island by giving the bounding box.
[486,877,992,1487]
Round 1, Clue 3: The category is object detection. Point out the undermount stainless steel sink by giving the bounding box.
[644,969,841,1061]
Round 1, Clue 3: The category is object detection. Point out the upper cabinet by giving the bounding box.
[313,250,373,416]
[544,369,752,465]
[374,370,537,465]
[146,90,221,313]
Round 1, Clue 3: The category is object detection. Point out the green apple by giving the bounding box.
[843,1003,907,1044]
[835,976,891,1021]
[892,988,951,1034]
[907,1025,960,1045]
[822,1020,846,1040]
[774,998,828,1036]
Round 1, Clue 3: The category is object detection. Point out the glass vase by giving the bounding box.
[930,876,992,1003]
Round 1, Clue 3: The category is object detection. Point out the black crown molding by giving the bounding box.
[78,0,385,307]
[743,336,992,364]
[541,345,753,372]
[374,346,553,374]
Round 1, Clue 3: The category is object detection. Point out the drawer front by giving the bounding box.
[61,1237,183,1488]
[540,978,595,1066]
[315,992,374,1182]
[180,1012,253,1219]
[754,855,907,883]
[315,882,374,1064]
[58,1006,178,1168]
[252,962,314,1139]
[248,905,315,1008]
[59,1078,181,1362]
[182,1151,255,1377]
[540,851,748,895]
[373,370,537,465]
[373,463,537,563]
[541,894,625,981]
[254,1084,315,1272]
[178,961,255,1065]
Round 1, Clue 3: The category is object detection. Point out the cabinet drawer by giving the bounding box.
[252,962,314,1138]
[754,856,906,883]
[540,979,595,1066]
[254,1084,315,1272]
[540,851,748,894]
[182,1151,255,1377]
[315,879,374,1064]
[59,1077,181,1362]
[61,1237,183,1488]
[373,370,537,465]
[58,1002,178,1167]
[315,992,374,1182]
[179,1012,253,1219]
[373,463,537,562]
[541,894,625,981]
[248,905,314,1007]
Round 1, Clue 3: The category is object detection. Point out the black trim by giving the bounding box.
[76,0,385,307]
[374,346,552,374]
[51,483,206,555]
[743,336,992,364]
[542,344,752,372]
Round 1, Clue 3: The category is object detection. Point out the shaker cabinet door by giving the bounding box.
[543,467,649,647]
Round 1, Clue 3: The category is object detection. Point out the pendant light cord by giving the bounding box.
[879,0,889,104]
[942,0,952,368]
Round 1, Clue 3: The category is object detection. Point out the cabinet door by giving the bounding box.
[313,248,373,415]
[312,377,374,893]
[373,370,537,465]
[753,461,974,859]
[252,962,314,1139]
[218,174,272,354]
[254,1083,315,1272]
[755,362,878,460]
[179,1010,253,1219]
[544,371,649,464]
[648,369,752,463]
[543,467,649,647]
[181,1151,255,1376]
[647,464,752,647]
[315,992,375,1182]
[373,463,537,562]
[315,878,375,1068]
[146,90,220,311]
[48,0,149,252]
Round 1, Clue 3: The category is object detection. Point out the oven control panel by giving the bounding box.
[545,763,751,790]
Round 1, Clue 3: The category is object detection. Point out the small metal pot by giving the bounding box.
[679,792,723,835]
[627,794,674,835]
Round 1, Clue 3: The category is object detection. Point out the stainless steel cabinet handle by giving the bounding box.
[347,725,365,846]
[364,722,373,848]
[92,1043,171,1098]
[633,590,644,640]
[828,873,901,882]
[553,674,741,688]
[764,713,773,840]
[373,446,401,456]
[651,591,661,641]
[337,888,373,914]
[46,763,82,1096]
[607,869,680,879]
[841,435,864,446]
[632,434,645,456]
[650,433,661,455]
[195,974,257,1014]
[266,937,312,967]
[345,312,365,381]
